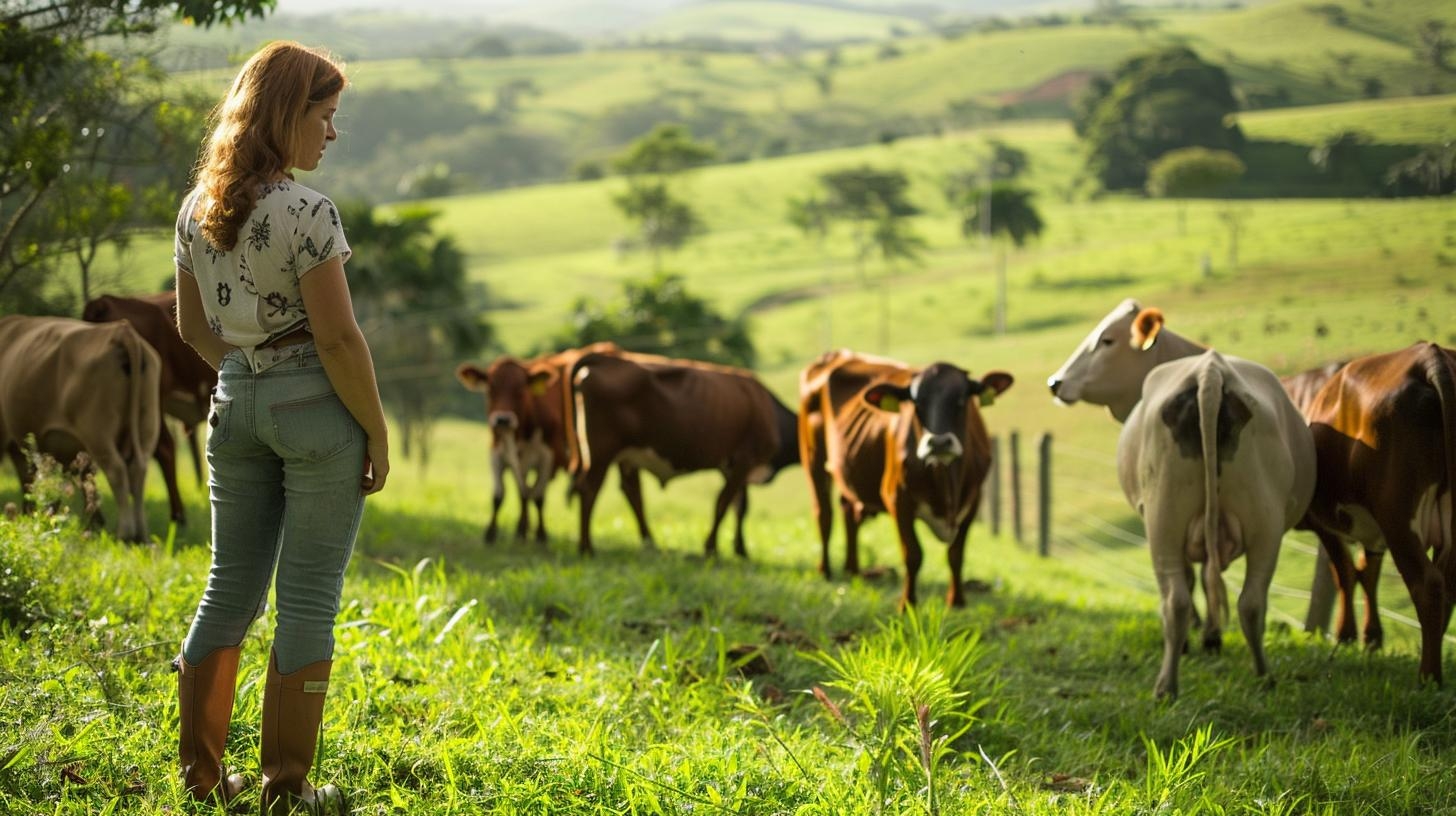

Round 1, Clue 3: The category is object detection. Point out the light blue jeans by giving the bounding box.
[182,346,366,674]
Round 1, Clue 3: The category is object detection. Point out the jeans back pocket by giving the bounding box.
[271,393,357,462]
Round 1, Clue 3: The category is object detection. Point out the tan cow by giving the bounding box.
[569,351,799,557]
[83,292,217,526]
[799,349,1013,610]
[0,315,162,542]
[1049,301,1315,698]
[1300,343,1456,684]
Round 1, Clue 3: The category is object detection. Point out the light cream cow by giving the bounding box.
[0,316,162,542]
[1049,301,1315,698]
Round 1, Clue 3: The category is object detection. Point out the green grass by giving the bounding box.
[640,1,919,43]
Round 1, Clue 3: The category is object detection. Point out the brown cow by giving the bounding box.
[455,342,651,544]
[0,315,161,542]
[799,349,1013,610]
[1300,342,1456,684]
[568,351,799,557]
[1281,361,1388,648]
[83,292,217,526]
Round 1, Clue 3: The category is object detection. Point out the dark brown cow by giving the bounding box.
[569,351,799,557]
[455,343,649,544]
[1281,361,1389,648]
[0,316,161,542]
[1301,342,1456,683]
[799,349,1013,610]
[83,292,217,526]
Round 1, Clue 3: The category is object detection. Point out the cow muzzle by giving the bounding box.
[489,412,519,432]
[917,432,963,465]
[1047,375,1077,405]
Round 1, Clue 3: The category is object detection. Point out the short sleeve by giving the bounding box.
[295,194,351,279]
[174,192,196,274]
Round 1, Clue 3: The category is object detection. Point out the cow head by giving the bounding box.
[455,356,540,433]
[864,363,1014,465]
[1047,299,1180,423]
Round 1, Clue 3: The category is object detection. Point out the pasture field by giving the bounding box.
[9,86,1456,813]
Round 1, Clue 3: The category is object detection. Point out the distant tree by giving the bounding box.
[813,71,834,98]
[464,34,513,58]
[1146,147,1246,234]
[1308,130,1369,182]
[1362,75,1385,98]
[554,273,755,367]
[1384,143,1456,196]
[786,194,833,346]
[492,78,539,123]
[610,124,716,271]
[339,202,492,466]
[955,184,1043,334]
[1416,19,1452,71]
[1076,46,1243,190]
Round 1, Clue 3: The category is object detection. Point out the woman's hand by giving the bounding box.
[362,438,389,494]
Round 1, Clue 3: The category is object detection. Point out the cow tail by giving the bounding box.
[1423,344,1456,575]
[571,364,591,478]
[1198,360,1229,629]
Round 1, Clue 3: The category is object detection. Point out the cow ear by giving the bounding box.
[455,363,489,392]
[527,367,556,395]
[1132,308,1164,351]
[863,383,913,413]
[972,371,1014,406]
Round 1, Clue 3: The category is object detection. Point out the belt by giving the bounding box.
[258,326,313,350]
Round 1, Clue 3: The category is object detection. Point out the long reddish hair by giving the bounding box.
[192,41,347,251]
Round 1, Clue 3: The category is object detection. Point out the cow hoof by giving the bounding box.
[1364,634,1384,652]
[1154,684,1177,702]
[1202,632,1222,654]
[483,528,498,545]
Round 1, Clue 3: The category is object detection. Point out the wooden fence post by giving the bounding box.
[988,435,1001,536]
[1038,432,1052,558]
[1010,430,1023,544]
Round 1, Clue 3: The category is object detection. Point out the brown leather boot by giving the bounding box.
[260,651,347,815]
[175,646,248,804]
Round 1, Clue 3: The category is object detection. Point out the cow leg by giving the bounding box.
[807,464,835,578]
[1383,527,1446,685]
[91,445,142,543]
[155,423,186,526]
[576,465,609,557]
[530,461,555,544]
[1238,532,1282,687]
[6,442,35,513]
[617,465,655,550]
[945,518,972,608]
[731,489,749,559]
[511,457,531,541]
[1184,563,1203,633]
[704,473,749,559]
[1320,531,1362,645]
[1148,513,1190,700]
[840,497,861,576]
[894,511,923,612]
[485,448,506,544]
[1356,547,1385,650]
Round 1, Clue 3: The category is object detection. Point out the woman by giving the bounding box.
[173,41,389,814]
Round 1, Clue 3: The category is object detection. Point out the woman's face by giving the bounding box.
[292,92,340,173]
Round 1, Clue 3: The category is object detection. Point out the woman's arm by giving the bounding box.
[299,256,390,495]
[175,267,235,370]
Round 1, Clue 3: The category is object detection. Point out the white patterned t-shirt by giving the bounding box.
[174,180,351,373]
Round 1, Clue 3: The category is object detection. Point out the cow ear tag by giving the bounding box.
[879,395,900,412]
[979,390,996,408]
[529,379,548,396]
[1139,336,1157,351]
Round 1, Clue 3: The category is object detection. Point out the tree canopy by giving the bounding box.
[1075,46,1244,191]
[554,274,755,368]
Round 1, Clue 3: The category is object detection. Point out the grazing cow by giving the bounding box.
[455,343,644,544]
[0,315,162,542]
[799,349,1013,610]
[83,292,217,526]
[569,351,799,557]
[1299,343,1456,684]
[1048,301,1315,698]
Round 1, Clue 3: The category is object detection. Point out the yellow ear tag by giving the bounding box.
[879,395,900,412]
[1140,336,1157,351]
[979,391,996,408]
[529,380,548,396]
